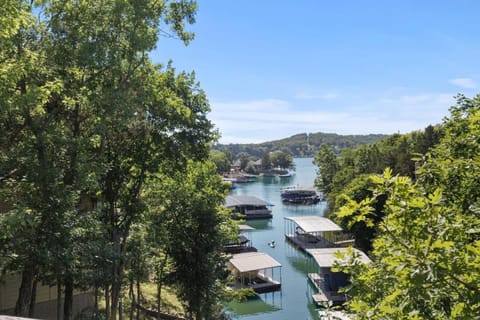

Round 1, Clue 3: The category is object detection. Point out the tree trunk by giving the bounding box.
[14,266,35,316]
[94,285,99,318]
[157,254,168,319]
[129,281,135,320]
[119,296,123,320]
[111,230,130,320]
[110,269,120,320]
[63,275,74,320]
[57,282,62,320]
[136,280,141,320]
[157,283,161,320]
[105,285,110,320]
[28,278,37,317]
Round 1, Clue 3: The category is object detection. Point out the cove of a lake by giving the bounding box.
[226,157,328,320]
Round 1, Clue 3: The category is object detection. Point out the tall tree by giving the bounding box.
[261,151,271,170]
[209,150,232,174]
[1,1,217,319]
[314,144,338,194]
[270,150,293,170]
[145,160,236,320]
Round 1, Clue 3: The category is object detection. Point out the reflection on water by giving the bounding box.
[244,219,272,230]
[226,293,282,317]
[284,241,318,274]
[226,158,326,320]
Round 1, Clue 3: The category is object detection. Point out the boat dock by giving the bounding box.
[228,252,282,294]
[284,216,346,251]
[308,273,348,307]
[306,248,372,307]
[225,195,273,220]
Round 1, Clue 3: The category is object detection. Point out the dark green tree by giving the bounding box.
[209,150,232,174]
[270,150,294,169]
[314,144,338,194]
[145,160,236,320]
[261,151,272,170]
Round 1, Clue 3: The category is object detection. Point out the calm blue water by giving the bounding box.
[226,158,327,320]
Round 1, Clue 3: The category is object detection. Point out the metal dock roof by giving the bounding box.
[285,216,343,233]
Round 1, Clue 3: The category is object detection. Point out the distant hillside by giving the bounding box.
[213,132,388,158]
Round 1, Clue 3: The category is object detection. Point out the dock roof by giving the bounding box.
[285,216,342,233]
[229,252,281,273]
[225,195,272,207]
[306,247,372,267]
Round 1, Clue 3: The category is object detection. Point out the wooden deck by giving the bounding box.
[308,273,347,307]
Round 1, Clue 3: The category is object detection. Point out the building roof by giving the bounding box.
[285,216,342,233]
[232,159,241,167]
[225,195,272,207]
[229,252,281,273]
[306,247,372,267]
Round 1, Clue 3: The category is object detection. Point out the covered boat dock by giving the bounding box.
[226,195,273,220]
[306,247,371,307]
[224,224,257,254]
[284,216,351,250]
[228,252,282,294]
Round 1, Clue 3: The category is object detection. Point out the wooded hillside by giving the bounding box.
[213,132,387,157]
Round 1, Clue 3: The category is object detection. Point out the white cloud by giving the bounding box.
[449,78,477,89]
[209,93,456,144]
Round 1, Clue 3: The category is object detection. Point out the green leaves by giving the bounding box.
[144,160,235,318]
[332,96,480,319]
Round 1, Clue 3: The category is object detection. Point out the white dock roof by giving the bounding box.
[229,252,281,273]
[285,216,342,233]
[306,247,372,267]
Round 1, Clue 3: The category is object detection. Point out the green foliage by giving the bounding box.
[335,96,480,319]
[209,150,232,174]
[0,1,229,319]
[332,174,385,252]
[244,162,257,174]
[316,125,443,216]
[145,160,236,319]
[261,151,271,170]
[313,144,338,194]
[270,150,294,169]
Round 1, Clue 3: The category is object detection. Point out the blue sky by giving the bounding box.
[151,1,480,143]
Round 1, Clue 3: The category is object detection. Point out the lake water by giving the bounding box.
[226,158,328,320]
